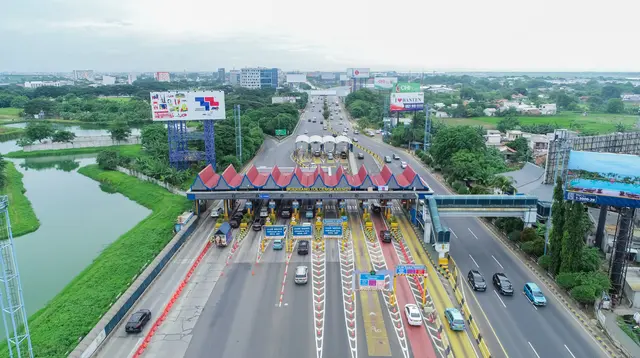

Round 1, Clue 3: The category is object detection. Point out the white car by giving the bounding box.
[401,161,407,169]
[210,206,223,218]
[304,129,308,134]
[404,304,423,326]
[353,137,359,142]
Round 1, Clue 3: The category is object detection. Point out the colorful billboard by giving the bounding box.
[374,77,398,90]
[150,91,226,121]
[390,92,424,112]
[394,82,421,93]
[347,68,370,79]
[565,151,640,208]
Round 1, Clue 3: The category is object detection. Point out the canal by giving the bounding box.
[0,124,150,330]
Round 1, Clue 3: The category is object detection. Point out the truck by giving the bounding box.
[212,222,233,247]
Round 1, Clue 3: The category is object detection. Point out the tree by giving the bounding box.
[430,125,485,166]
[0,155,7,189]
[492,175,516,194]
[108,122,132,142]
[601,85,621,100]
[579,247,602,273]
[141,124,168,159]
[549,177,565,275]
[97,150,120,170]
[24,121,54,143]
[560,201,588,273]
[520,227,538,242]
[496,115,521,133]
[505,137,532,162]
[51,130,76,143]
[605,98,624,114]
[23,98,55,117]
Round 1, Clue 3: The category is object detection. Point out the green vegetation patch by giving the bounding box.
[0,107,22,119]
[8,165,190,358]
[0,161,39,237]
[5,145,142,159]
[438,112,637,134]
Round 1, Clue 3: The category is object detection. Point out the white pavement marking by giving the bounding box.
[311,242,326,358]
[528,342,541,358]
[450,229,458,238]
[469,254,480,268]
[279,252,294,307]
[492,255,504,269]
[564,344,576,358]
[493,290,507,308]
[338,229,358,358]
[127,338,143,358]
[468,228,479,240]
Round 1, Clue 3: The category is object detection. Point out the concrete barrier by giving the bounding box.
[23,135,140,152]
[69,215,200,358]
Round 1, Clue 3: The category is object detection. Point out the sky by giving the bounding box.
[2,0,639,73]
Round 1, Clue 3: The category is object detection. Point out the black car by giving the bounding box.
[125,309,151,333]
[492,273,514,295]
[467,270,487,291]
[252,218,264,231]
[298,240,309,255]
[380,230,392,243]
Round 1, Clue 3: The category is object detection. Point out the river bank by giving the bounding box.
[7,165,190,358]
[6,144,141,158]
[0,161,39,237]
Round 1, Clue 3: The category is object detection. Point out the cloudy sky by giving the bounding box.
[1,0,638,73]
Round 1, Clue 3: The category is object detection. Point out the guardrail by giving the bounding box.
[70,216,201,358]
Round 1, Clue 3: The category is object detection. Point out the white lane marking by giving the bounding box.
[492,255,504,269]
[528,342,541,358]
[450,229,458,238]
[493,290,507,308]
[128,338,143,358]
[469,254,480,268]
[564,344,576,358]
[468,228,478,240]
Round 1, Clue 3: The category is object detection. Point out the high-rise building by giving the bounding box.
[102,75,116,85]
[73,70,94,81]
[127,73,137,85]
[217,68,225,82]
[240,67,279,89]
[154,72,171,82]
[229,70,241,86]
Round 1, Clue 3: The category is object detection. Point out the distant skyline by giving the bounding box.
[2,0,639,73]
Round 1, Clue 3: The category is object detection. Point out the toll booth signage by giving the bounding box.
[323,225,343,237]
[359,274,386,288]
[323,219,342,226]
[292,225,313,238]
[259,194,270,199]
[265,225,287,238]
[395,264,427,275]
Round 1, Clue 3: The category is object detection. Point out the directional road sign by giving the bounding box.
[292,225,312,238]
[359,274,386,288]
[323,219,342,226]
[395,264,427,275]
[275,129,287,136]
[259,194,270,199]
[324,225,343,237]
[265,225,287,238]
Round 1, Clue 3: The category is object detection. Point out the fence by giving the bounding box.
[69,215,200,358]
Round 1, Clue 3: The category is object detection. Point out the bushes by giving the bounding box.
[0,161,40,237]
[556,271,610,304]
[521,238,545,257]
[537,255,551,270]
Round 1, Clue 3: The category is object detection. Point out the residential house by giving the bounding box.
[483,108,497,117]
[435,111,449,118]
[506,130,523,141]
[539,104,557,115]
[433,103,446,109]
[622,94,640,103]
[511,93,526,100]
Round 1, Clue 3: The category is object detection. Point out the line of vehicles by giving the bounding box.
[467,269,547,306]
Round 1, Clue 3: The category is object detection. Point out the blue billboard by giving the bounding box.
[395,264,426,275]
[359,273,385,287]
[292,225,313,237]
[324,225,343,237]
[265,225,286,237]
[565,151,640,208]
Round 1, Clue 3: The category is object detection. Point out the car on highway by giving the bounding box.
[524,282,547,306]
[393,153,400,160]
[125,309,151,333]
[404,304,423,326]
[384,156,392,163]
[314,150,321,157]
[357,153,365,160]
[380,230,392,243]
[252,218,264,231]
[354,129,359,134]
[259,206,269,218]
[340,151,348,159]
[401,161,407,169]
[294,265,308,284]
[332,133,337,138]
[327,152,334,160]
[273,239,283,250]
[229,212,244,228]
[492,273,514,295]
[297,240,309,255]
[304,129,308,134]
[353,137,358,142]
[444,308,465,331]
[467,270,487,291]
[210,206,223,218]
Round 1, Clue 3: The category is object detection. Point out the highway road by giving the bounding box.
[345,113,609,358]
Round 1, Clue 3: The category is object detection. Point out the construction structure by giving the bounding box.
[0,196,34,358]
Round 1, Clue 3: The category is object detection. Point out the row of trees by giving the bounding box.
[16,121,132,147]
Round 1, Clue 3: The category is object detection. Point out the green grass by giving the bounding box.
[617,316,640,345]
[5,145,142,159]
[0,108,22,119]
[5,165,191,358]
[437,112,638,134]
[101,97,132,102]
[0,162,40,237]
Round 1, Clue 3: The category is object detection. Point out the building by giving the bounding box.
[217,68,225,82]
[24,81,64,88]
[127,74,137,85]
[240,67,279,89]
[154,72,171,82]
[540,103,557,115]
[102,76,116,85]
[483,108,497,117]
[229,70,241,86]
[73,70,94,81]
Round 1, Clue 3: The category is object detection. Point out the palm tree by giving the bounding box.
[492,175,517,194]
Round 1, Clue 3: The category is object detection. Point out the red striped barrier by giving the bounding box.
[132,241,212,358]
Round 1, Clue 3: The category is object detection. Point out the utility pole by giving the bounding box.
[234,105,242,163]
[423,104,431,151]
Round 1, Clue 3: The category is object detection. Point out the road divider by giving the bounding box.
[338,228,358,358]
[132,240,212,358]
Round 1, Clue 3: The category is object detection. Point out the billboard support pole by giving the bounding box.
[423,104,431,151]
[234,105,242,164]
[203,119,216,171]
[168,120,189,170]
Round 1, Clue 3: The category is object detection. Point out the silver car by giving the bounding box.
[294,266,308,284]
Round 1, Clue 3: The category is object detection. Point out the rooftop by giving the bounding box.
[501,162,553,202]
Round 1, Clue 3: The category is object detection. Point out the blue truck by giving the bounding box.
[213,222,233,247]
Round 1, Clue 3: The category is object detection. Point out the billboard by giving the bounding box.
[286,74,307,83]
[565,151,640,208]
[339,74,349,81]
[393,82,421,93]
[150,91,226,121]
[321,73,335,80]
[272,96,298,104]
[347,68,370,79]
[390,92,425,112]
[374,77,398,90]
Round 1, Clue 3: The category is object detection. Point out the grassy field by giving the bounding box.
[0,161,40,237]
[0,107,22,119]
[436,112,638,134]
[3,165,191,358]
[6,144,142,158]
[101,97,132,102]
